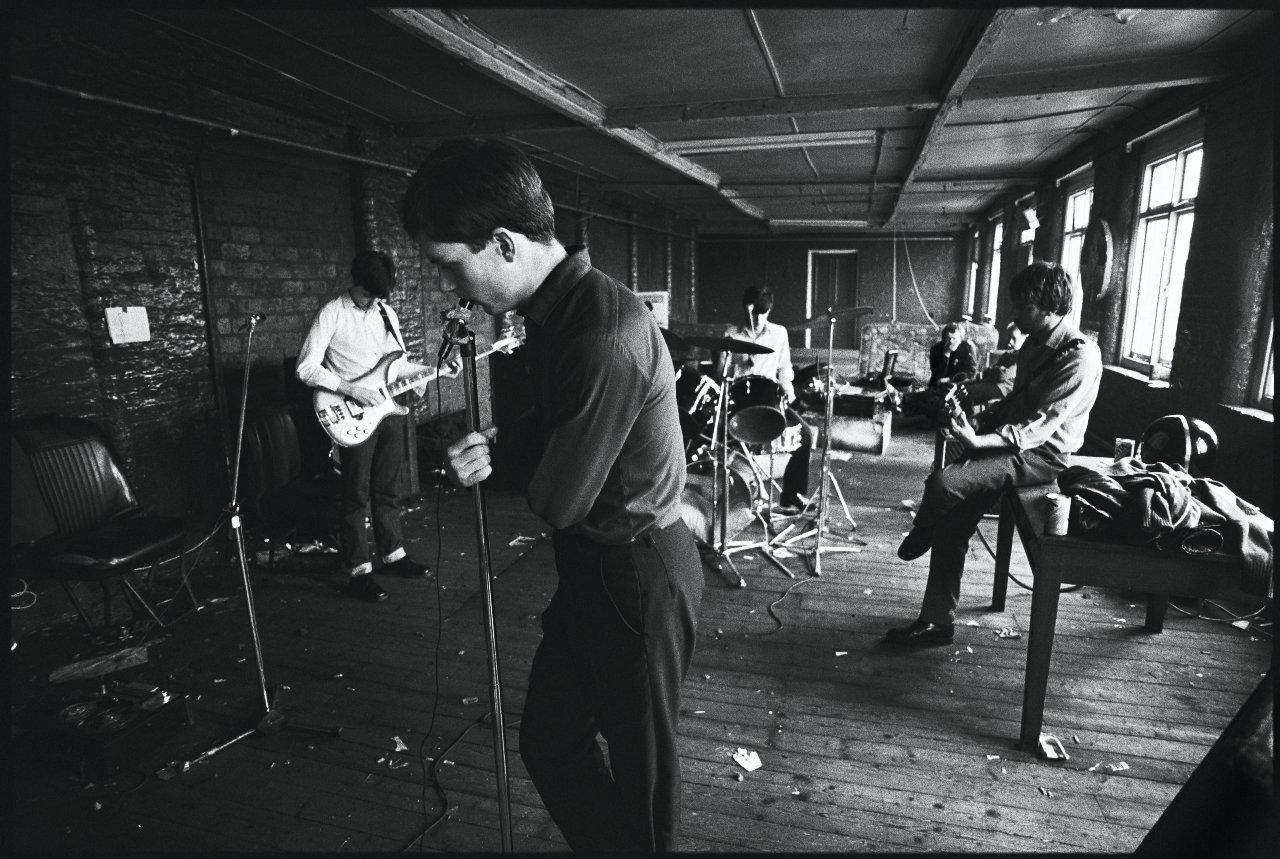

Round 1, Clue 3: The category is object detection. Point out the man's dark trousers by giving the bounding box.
[916,446,1064,624]
[337,413,406,570]
[520,518,704,851]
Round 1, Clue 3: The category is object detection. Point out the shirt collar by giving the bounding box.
[518,245,591,326]
[342,291,381,312]
[1033,315,1076,351]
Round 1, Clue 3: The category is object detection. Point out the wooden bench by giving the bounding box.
[991,455,1243,751]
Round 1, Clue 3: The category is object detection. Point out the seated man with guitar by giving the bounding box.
[887,262,1101,645]
[297,250,448,602]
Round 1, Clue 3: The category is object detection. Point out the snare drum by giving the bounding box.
[727,374,786,445]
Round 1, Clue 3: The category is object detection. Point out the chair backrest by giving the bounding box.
[11,415,141,537]
[241,404,304,512]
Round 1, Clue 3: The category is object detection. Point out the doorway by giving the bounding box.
[805,250,859,349]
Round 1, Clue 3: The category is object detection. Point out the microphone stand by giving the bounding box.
[452,320,514,853]
[184,316,340,771]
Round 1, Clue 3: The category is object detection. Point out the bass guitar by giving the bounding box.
[314,335,522,447]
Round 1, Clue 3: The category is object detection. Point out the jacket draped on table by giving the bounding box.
[1057,457,1272,597]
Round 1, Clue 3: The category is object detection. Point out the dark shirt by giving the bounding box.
[928,340,978,387]
[510,246,686,544]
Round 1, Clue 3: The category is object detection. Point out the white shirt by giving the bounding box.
[724,319,795,399]
[296,292,406,393]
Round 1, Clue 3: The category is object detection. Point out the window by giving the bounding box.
[986,218,1003,322]
[1060,186,1093,329]
[1018,206,1038,268]
[1258,320,1274,411]
[1122,136,1203,375]
[962,228,979,318]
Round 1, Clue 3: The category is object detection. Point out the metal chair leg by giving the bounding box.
[59,580,97,633]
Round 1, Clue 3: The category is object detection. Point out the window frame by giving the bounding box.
[962,227,979,319]
[985,215,1003,323]
[1120,119,1205,378]
[1059,178,1094,331]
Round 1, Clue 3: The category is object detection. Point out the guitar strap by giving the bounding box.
[377,302,406,353]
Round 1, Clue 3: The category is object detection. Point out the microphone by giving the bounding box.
[239,313,265,330]
[438,300,474,363]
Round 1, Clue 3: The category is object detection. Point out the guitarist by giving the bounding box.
[886,262,1102,646]
[296,250,434,603]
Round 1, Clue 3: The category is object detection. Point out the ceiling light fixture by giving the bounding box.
[666,129,877,155]
[770,218,871,230]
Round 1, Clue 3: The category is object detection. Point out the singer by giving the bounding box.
[296,250,434,602]
[403,139,703,852]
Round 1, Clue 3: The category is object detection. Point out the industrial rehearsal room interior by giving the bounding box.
[7,6,1276,854]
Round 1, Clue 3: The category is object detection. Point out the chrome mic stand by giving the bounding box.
[781,309,862,577]
[185,315,340,771]
[447,313,514,853]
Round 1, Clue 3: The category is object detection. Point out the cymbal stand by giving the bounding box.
[185,316,341,771]
[704,352,748,588]
[780,310,861,577]
[723,439,795,579]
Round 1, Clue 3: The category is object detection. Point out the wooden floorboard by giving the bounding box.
[9,423,1270,852]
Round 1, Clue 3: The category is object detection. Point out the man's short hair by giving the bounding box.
[401,138,556,251]
[1010,261,1073,316]
[742,285,774,313]
[942,321,966,338]
[351,250,395,294]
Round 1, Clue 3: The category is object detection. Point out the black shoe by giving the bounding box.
[382,556,429,578]
[347,574,387,602]
[897,526,934,561]
[884,620,954,646]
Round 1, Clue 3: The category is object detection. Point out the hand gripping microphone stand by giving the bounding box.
[186,315,340,770]
[440,301,514,852]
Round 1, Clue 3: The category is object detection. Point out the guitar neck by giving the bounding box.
[383,343,506,395]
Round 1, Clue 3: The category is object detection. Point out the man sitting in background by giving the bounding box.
[901,321,978,426]
[958,321,1026,416]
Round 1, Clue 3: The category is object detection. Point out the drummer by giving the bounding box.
[722,285,814,514]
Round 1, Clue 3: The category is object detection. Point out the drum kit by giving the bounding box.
[663,303,873,583]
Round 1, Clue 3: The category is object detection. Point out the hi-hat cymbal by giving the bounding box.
[786,305,875,331]
[682,335,774,355]
[659,327,690,352]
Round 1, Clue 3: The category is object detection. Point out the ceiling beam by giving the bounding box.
[595,175,1036,190]
[665,129,878,155]
[964,53,1230,102]
[374,8,764,221]
[604,54,1228,129]
[608,90,940,127]
[888,8,1017,224]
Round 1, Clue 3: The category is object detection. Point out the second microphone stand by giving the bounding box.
[449,318,514,853]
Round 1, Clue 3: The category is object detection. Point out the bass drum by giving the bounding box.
[727,375,786,445]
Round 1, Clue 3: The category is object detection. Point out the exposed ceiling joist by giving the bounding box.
[375,8,764,221]
[604,54,1228,128]
[607,90,938,127]
[666,129,878,154]
[965,53,1230,101]
[597,176,1035,190]
[888,8,1017,224]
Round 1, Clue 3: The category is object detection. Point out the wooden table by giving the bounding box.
[992,455,1241,751]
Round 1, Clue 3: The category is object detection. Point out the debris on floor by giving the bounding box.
[732,748,763,772]
[393,736,408,752]
[461,697,479,705]
[49,646,148,683]
[995,627,1022,639]
[1037,734,1069,761]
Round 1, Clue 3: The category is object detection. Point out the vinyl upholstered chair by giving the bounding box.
[11,415,195,633]
[240,403,340,569]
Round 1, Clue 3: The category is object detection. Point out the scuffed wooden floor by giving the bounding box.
[9,424,1270,852]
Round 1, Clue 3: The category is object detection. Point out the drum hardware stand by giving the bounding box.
[442,304,514,852]
[186,315,341,772]
[705,352,749,588]
[723,440,796,579]
[784,309,864,577]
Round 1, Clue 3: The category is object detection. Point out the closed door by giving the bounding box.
[809,251,859,349]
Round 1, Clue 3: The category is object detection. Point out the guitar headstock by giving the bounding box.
[493,332,524,355]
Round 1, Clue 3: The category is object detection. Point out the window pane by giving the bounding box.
[1264,324,1274,402]
[966,261,978,315]
[988,250,1002,320]
[1157,211,1194,365]
[1180,146,1203,202]
[1130,216,1169,360]
[1070,189,1092,231]
[992,220,1003,250]
[1146,157,1176,210]
[1062,233,1083,284]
